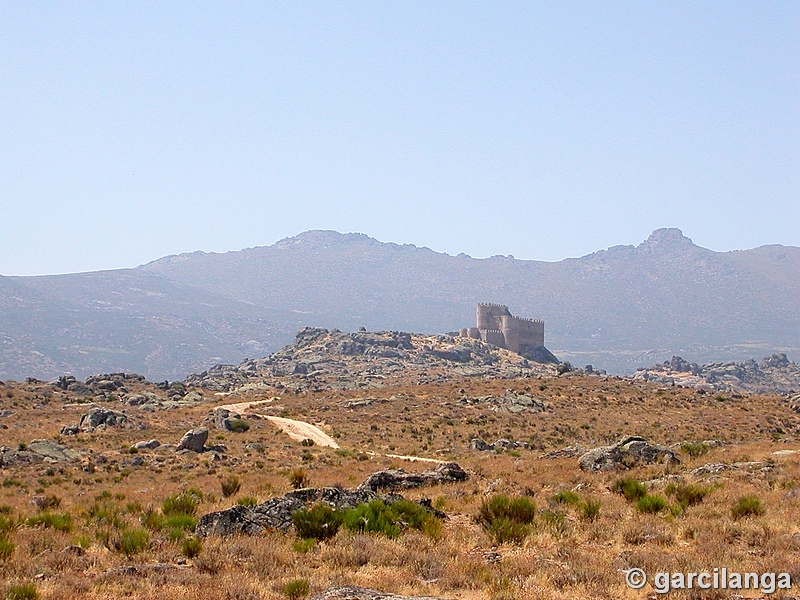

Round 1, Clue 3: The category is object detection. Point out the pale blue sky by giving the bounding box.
[1,2,798,275]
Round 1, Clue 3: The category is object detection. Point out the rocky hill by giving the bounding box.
[631,353,800,394]
[185,327,560,393]
[1,228,798,380]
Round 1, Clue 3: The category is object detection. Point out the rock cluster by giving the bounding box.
[470,438,530,452]
[196,463,468,538]
[579,436,680,472]
[61,407,130,435]
[184,327,558,393]
[54,373,146,398]
[632,353,800,394]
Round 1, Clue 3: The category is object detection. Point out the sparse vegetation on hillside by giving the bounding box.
[0,371,797,599]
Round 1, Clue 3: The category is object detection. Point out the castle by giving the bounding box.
[459,303,545,355]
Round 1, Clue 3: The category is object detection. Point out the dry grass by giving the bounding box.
[1,375,800,598]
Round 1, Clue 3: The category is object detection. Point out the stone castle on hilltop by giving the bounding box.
[459,304,545,355]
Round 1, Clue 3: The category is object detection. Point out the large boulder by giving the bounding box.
[311,587,446,600]
[196,488,382,537]
[196,464,462,538]
[61,407,129,435]
[176,427,209,453]
[0,440,82,467]
[210,408,242,431]
[579,436,680,472]
[358,462,468,492]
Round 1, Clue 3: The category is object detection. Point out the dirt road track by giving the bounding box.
[264,416,340,448]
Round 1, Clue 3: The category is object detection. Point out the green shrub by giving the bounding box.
[162,488,203,517]
[7,583,38,600]
[680,442,710,458]
[220,475,241,498]
[142,508,167,531]
[236,496,259,507]
[666,483,709,508]
[0,535,15,560]
[114,528,150,557]
[86,500,125,529]
[732,495,764,519]
[552,490,581,505]
[0,514,15,534]
[26,511,73,532]
[636,494,667,514]
[292,503,342,541]
[580,498,601,521]
[341,499,438,539]
[227,419,250,433]
[478,495,537,527]
[477,495,537,545]
[613,478,647,502]
[166,513,197,531]
[181,536,203,558]
[283,579,310,600]
[483,517,531,545]
[168,527,186,543]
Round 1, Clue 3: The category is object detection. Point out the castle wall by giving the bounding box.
[481,329,506,347]
[476,303,511,330]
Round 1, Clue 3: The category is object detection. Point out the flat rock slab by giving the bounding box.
[311,587,446,600]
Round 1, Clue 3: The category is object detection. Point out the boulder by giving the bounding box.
[132,439,160,450]
[61,407,129,435]
[176,427,209,453]
[0,440,82,466]
[196,488,376,537]
[311,587,446,600]
[196,467,457,538]
[578,436,680,472]
[211,408,241,431]
[358,462,468,492]
[470,438,490,451]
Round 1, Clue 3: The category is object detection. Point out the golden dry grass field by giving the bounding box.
[1,374,799,599]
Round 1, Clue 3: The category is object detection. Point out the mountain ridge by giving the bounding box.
[1,228,798,380]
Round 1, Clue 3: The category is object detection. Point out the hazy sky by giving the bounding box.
[1,2,798,276]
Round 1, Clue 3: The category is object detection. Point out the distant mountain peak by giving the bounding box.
[273,230,373,249]
[640,228,695,249]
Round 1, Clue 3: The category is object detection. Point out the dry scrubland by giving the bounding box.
[1,374,800,599]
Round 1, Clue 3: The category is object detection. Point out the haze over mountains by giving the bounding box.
[1,228,798,381]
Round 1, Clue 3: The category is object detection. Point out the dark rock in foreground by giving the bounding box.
[196,462,468,537]
[311,587,447,600]
[358,462,468,492]
[579,436,680,472]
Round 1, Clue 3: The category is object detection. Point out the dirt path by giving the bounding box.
[264,416,340,448]
[214,398,443,460]
[368,452,445,464]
